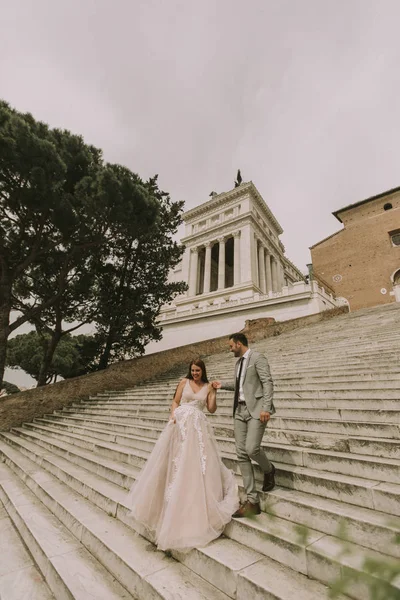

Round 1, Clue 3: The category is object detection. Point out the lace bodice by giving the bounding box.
[180,379,209,410]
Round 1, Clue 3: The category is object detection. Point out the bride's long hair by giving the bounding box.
[186,358,209,383]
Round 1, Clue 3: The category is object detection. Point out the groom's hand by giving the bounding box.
[260,411,271,423]
[211,380,221,389]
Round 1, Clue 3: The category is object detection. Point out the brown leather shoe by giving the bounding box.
[233,501,261,518]
[262,464,276,492]
[232,503,245,518]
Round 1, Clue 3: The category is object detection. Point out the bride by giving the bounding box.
[128,358,239,551]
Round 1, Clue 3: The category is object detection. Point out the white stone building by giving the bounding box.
[146,182,339,352]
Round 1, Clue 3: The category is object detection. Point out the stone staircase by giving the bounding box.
[1,302,400,599]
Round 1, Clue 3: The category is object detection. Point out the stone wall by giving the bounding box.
[149,280,339,354]
[0,305,348,431]
[311,190,400,311]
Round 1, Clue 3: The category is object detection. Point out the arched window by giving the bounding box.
[394,269,400,286]
[384,203,393,211]
[391,231,400,247]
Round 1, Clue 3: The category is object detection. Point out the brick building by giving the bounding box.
[310,186,400,311]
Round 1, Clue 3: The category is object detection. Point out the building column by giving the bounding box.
[258,244,267,294]
[234,231,241,286]
[218,237,226,290]
[265,250,273,293]
[279,260,285,288]
[203,242,212,294]
[188,247,199,296]
[253,234,259,287]
[239,223,253,285]
[271,256,278,292]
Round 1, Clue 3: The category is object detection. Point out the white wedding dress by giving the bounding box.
[128,379,239,551]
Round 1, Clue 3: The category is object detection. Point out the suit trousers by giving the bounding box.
[234,403,273,503]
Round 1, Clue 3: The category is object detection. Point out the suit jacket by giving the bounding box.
[221,349,275,419]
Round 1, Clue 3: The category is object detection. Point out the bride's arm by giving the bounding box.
[169,379,185,422]
[206,383,217,414]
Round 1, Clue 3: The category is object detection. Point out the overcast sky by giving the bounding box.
[2,0,400,386]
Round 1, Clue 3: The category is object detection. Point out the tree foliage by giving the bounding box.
[94,175,187,370]
[0,380,20,395]
[0,100,186,387]
[6,331,102,383]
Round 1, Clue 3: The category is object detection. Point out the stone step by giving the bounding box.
[235,330,399,342]
[212,417,399,442]
[2,301,400,599]
[61,404,400,425]
[80,397,400,416]
[264,487,400,558]
[216,355,400,368]
[237,460,400,517]
[79,392,400,414]
[35,417,163,450]
[233,349,400,360]
[0,495,56,600]
[17,423,151,469]
[24,424,393,564]
[144,362,400,383]
[3,434,396,599]
[271,415,400,441]
[277,372,400,382]
[0,445,232,600]
[96,374,400,393]
[13,421,400,488]
[90,388,400,406]
[131,367,400,389]
[275,389,400,399]
[34,414,400,460]
[266,334,400,344]
[224,443,400,484]
[251,431,400,459]
[42,413,164,440]
[0,441,346,600]
[188,548,347,600]
[219,430,400,460]
[0,464,136,600]
[273,408,400,423]
[267,348,400,359]
[271,343,400,353]
[270,398,400,410]
[53,410,400,443]
[275,380,400,390]
[7,427,399,563]
[3,427,400,516]
[234,556,348,600]
[105,377,399,399]
[54,408,169,436]
[271,364,400,375]
[79,396,400,412]
[0,430,139,489]
[216,363,400,378]
[224,513,400,599]
[90,386,400,399]
[304,535,400,599]
[265,332,400,343]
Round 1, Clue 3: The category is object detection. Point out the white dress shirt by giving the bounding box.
[238,349,251,402]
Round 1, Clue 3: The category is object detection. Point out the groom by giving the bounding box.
[212,333,275,518]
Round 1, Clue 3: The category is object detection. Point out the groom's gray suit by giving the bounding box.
[221,349,275,503]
